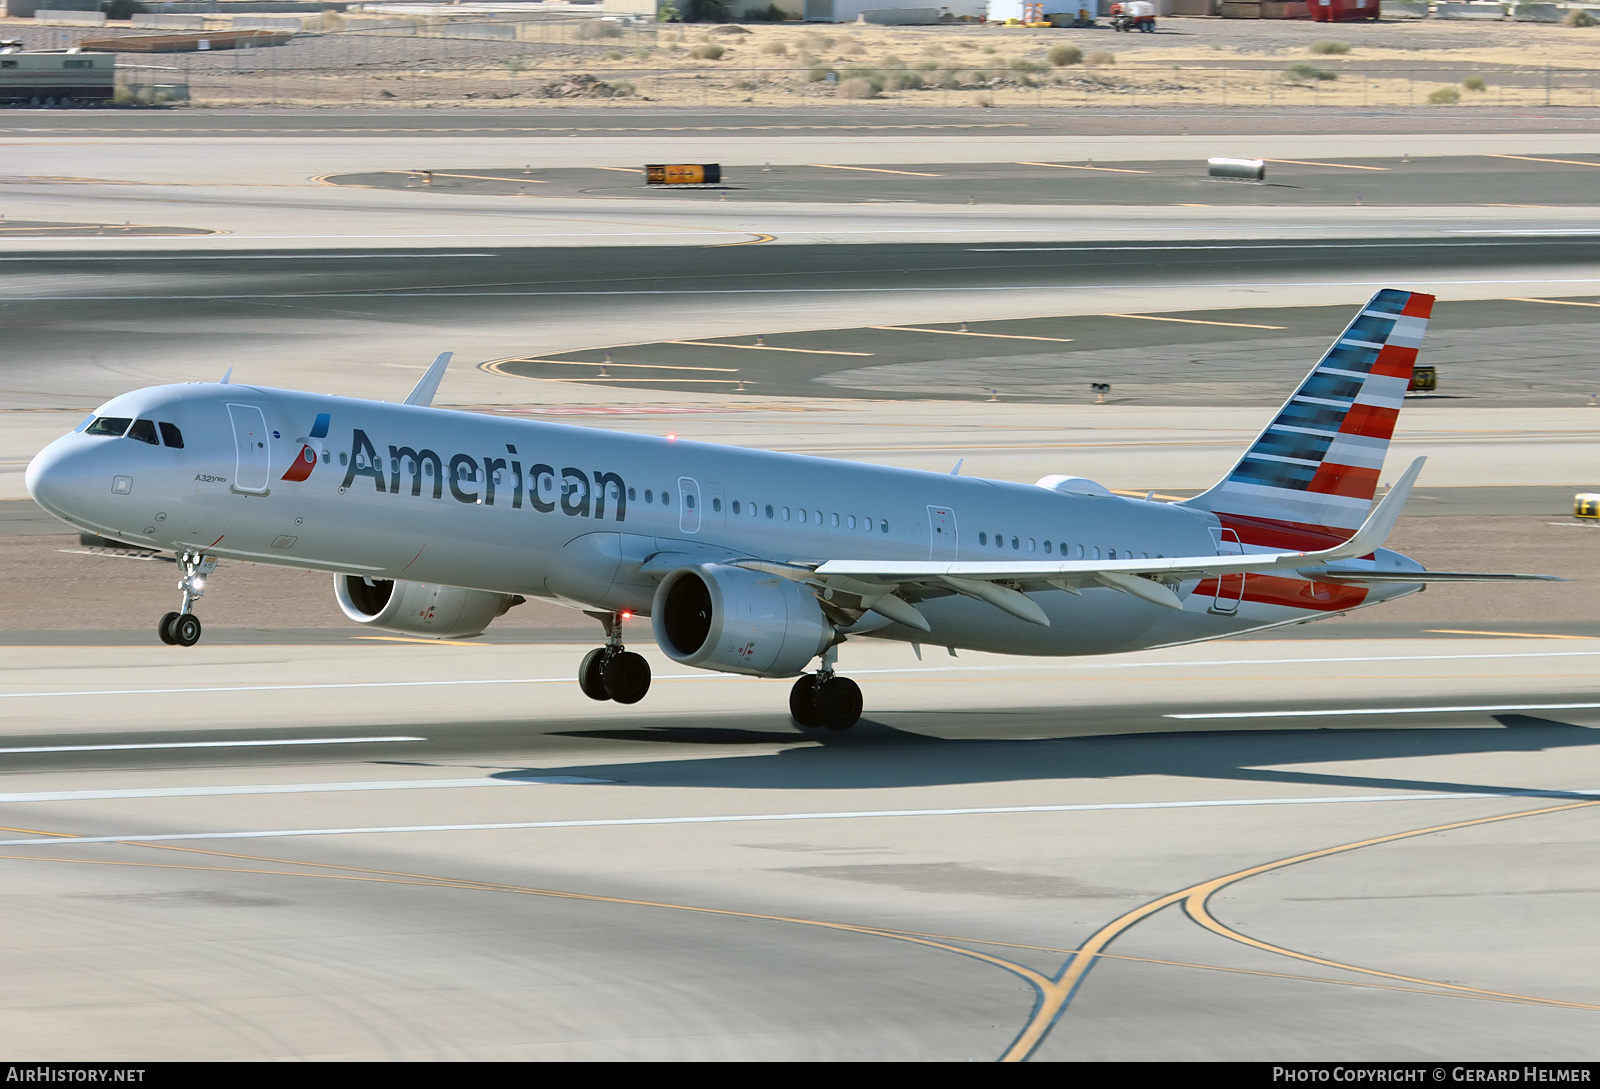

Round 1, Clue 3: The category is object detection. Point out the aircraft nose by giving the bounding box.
[25,438,90,519]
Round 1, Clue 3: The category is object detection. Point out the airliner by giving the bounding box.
[25,289,1558,730]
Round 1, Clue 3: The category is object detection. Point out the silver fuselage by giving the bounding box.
[26,382,1421,658]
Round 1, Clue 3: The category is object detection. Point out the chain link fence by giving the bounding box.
[111,60,1600,110]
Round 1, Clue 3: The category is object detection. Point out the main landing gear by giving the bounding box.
[157,551,214,648]
[578,611,652,705]
[789,648,862,731]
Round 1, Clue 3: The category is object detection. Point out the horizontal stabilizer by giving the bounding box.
[1321,571,1569,583]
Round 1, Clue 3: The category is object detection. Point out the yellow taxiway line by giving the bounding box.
[1104,313,1287,330]
[869,325,1073,343]
[1016,160,1149,174]
[809,163,942,177]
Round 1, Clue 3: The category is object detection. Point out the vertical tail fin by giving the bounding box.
[1178,288,1434,547]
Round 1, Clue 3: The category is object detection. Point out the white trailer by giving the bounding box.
[0,47,115,105]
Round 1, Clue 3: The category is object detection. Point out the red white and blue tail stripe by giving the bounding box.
[1179,289,1433,546]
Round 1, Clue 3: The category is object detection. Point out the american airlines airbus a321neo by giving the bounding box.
[25,289,1560,730]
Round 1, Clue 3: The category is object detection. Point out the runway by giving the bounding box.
[2,110,1598,1060]
[1,636,1597,1059]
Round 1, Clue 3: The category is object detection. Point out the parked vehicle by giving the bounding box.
[1110,1,1156,31]
[0,49,115,106]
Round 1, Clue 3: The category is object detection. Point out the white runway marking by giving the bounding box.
[0,736,424,754]
[3,649,1598,701]
[0,254,494,261]
[0,775,609,804]
[12,276,1600,303]
[1,789,1593,847]
[1171,702,1600,720]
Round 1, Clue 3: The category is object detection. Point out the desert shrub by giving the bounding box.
[935,67,965,88]
[633,46,654,59]
[880,53,906,70]
[502,56,528,73]
[1428,85,1460,104]
[839,41,865,55]
[1310,39,1349,54]
[1047,44,1082,67]
[914,57,939,71]
[609,80,636,97]
[797,32,830,50]
[981,44,996,54]
[1463,75,1485,91]
[1565,8,1596,26]
[1087,50,1115,65]
[974,90,994,107]
[806,64,834,82]
[759,39,787,55]
[690,43,725,59]
[578,19,623,39]
[604,50,623,60]
[839,77,879,99]
[1285,62,1336,82]
[841,65,884,88]
[1010,57,1044,73]
[112,85,135,105]
[658,3,681,20]
[886,69,924,90]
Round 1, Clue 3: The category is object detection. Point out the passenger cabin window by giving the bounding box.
[158,422,184,448]
[127,419,159,446]
[0,61,17,69]
[64,59,92,69]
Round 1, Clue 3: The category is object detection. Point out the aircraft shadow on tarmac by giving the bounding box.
[484,713,1600,799]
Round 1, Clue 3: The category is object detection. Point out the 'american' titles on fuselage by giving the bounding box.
[341,428,628,521]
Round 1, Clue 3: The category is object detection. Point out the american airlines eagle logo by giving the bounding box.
[280,413,331,483]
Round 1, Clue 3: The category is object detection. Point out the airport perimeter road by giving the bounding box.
[7,106,1600,139]
[0,636,1596,1060]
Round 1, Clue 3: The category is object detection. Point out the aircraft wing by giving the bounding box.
[730,459,1562,631]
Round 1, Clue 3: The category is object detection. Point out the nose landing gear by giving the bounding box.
[577,611,652,705]
[157,551,214,647]
[789,648,862,731]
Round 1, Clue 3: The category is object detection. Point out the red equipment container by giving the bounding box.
[1312,0,1379,20]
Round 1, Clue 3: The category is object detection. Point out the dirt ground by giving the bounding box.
[8,16,1600,109]
[1,514,1590,637]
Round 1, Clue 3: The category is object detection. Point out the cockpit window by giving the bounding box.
[73,414,94,433]
[158,422,184,449]
[85,417,132,437]
[127,419,159,446]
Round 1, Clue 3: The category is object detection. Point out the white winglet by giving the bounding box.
[404,352,452,407]
[1314,456,1426,564]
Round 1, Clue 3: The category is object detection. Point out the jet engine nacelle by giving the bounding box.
[651,563,833,678]
[334,575,521,639]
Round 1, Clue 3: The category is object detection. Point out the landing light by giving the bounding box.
[667,433,677,442]
[621,610,633,621]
